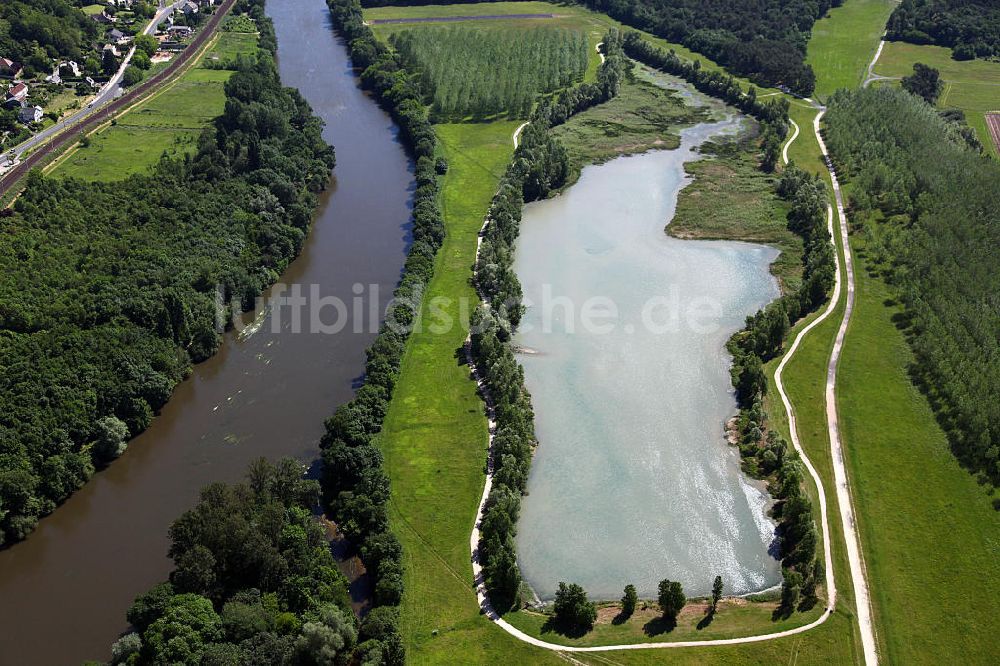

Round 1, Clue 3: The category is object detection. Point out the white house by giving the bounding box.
[18,105,43,125]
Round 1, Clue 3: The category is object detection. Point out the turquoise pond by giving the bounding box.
[514,114,784,601]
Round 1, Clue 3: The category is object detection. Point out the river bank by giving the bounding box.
[0,0,413,661]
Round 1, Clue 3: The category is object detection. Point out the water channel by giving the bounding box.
[0,0,411,661]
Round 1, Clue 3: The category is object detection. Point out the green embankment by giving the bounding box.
[836,241,1000,663]
[52,31,258,181]
[551,65,707,181]
[872,40,1000,157]
[668,138,799,291]
[376,121,565,664]
[806,0,897,101]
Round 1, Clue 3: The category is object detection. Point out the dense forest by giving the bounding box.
[888,0,1000,60]
[0,0,334,547]
[390,26,588,120]
[825,86,1000,493]
[0,1,99,75]
[110,458,401,665]
[361,0,842,95]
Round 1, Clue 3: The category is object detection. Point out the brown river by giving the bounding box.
[0,0,412,662]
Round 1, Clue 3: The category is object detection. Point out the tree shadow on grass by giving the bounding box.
[696,610,715,630]
[540,616,592,639]
[642,615,677,637]
[772,604,793,621]
[611,610,632,626]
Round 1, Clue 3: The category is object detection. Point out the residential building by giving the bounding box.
[0,58,22,79]
[18,105,43,125]
[5,82,28,109]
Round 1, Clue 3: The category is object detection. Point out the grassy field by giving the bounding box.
[51,31,257,181]
[375,121,568,664]
[836,241,1000,663]
[80,4,105,16]
[806,0,897,101]
[872,41,1000,157]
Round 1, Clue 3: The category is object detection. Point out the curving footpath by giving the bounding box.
[782,118,800,165]
[862,36,894,89]
[512,121,530,149]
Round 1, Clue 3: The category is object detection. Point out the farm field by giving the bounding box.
[806,0,897,100]
[872,41,1000,157]
[391,25,588,119]
[50,31,257,181]
[988,113,1000,154]
[366,1,781,95]
[835,239,1000,664]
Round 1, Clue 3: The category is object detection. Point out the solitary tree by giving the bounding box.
[901,63,943,105]
[711,576,724,613]
[620,584,638,619]
[657,579,686,622]
[553,582,597,634]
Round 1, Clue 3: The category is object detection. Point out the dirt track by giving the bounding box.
[0,0,237,199]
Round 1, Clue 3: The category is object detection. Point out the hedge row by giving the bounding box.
[469,30,629,612]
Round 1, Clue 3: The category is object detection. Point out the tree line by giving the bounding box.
[469,29,629,612]
[315,1,453,662]
[824,85,1000,494]
[888,0,1000,61]
[110,458,398,665]
[390,26,588,121]
[0,0,334,548]
[577,0,845,95]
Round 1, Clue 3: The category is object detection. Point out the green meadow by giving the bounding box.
[52,31,257,181]
[806,0,897,101]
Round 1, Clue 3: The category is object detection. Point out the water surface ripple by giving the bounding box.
[515,116,782,600]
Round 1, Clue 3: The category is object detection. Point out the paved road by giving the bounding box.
[0,0,236,196]
[2,1,183,173]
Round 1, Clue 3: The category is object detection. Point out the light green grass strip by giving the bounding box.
[806,0,897,101]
